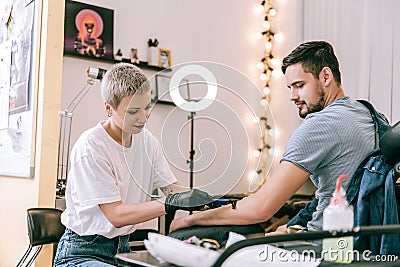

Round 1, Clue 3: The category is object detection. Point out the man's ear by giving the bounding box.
[320,67,333,86]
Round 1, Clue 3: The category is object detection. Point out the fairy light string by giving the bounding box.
[253,0,280,189]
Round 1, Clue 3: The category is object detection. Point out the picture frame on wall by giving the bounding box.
[0,0,37,178]
[63,0,114,61]
[158,48,172,68]
[130,48,139,64]
[154,74,189,104]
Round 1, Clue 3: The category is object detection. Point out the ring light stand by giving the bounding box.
[187,111,196,190]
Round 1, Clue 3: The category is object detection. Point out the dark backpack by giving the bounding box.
[287,100,400,256]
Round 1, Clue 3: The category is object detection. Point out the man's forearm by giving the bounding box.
[185,195,270,227]
[170,162,311,232]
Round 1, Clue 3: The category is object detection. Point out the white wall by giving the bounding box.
[301,0,400,124]
[54,0,400,260]
[62,0,305,196]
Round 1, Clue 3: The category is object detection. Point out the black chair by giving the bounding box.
[380,121,400,217]
[129,229,159,251]
[17,208,65,267]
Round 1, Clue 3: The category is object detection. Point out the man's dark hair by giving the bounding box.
[281,40,342,86]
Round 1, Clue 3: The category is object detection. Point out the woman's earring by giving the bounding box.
[107,113,111,117]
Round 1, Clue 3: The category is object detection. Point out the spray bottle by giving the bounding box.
[322,174,354,263]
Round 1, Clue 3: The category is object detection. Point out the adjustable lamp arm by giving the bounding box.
[62,78,95,116]
[56,67,106,196]
[63,67,106,114]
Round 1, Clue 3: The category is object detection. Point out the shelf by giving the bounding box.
[153,100,175,106]
[64,52,172,72]
[118,58,172,72]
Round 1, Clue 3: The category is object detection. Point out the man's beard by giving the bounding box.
[299,85,325,119]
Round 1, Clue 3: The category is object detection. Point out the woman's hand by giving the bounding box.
[164,189,213,214]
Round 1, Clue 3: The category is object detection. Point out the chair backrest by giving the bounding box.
[380,121,400,221]
[27,208,65,246]
[380,120,400,166]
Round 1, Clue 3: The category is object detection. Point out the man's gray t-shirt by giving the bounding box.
[281,97,375,231]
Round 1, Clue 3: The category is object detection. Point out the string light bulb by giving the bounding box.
[274,32,284,42]
[256,1,265,13]
[248,171,258,181]
[268,8,277,17]
[255,32,263,40]
[272,68,283,78]
[268,129,276,137]
[252,149,262,158]
[265,41,272,51]
[268,148,276,156]
[259,72,267,81]
[263,86,271,95]
[252,116,260,124]
[260,98,268,107]
[262,20,271,30]
[270,58,281,69]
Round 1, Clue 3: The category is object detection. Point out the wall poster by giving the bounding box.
[0,0,37,177]
[63,0,114,61]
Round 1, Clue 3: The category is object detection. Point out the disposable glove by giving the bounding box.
[165,189,214,214]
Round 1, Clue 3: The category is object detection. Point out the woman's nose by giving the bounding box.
[138,110,149,123]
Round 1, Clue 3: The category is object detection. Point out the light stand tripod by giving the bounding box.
[164,110,197,231]
[187,111,196,190]
[56,67,105,196]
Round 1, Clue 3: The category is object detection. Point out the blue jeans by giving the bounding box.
[53,228,130,266]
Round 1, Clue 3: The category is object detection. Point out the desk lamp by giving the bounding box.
[56,67,105,196]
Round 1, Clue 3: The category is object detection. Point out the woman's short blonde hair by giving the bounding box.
[101,63,150,108]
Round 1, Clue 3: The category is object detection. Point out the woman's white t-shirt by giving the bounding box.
[61,122,177,238]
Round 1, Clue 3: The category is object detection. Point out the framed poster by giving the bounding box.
[63,0,114,61]
[0,0,36,177]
